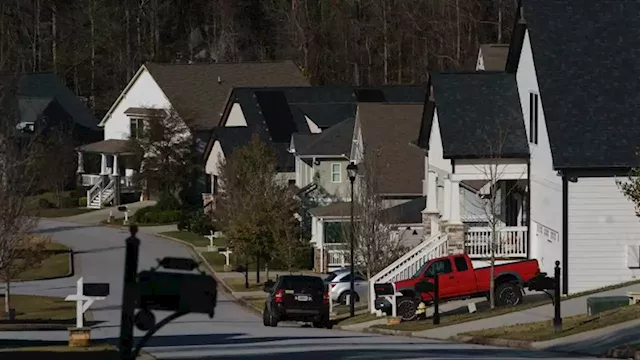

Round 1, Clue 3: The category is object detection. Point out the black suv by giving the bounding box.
[262,275,332,328]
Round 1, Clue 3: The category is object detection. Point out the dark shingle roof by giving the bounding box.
[295,118,355,157]
[429,72,529,159]
[478,44,510,71]
[3,72,99,130]
[381,197,426,224]
[517,0,640,169]
[358,103,426,195]
[144,61,309,131]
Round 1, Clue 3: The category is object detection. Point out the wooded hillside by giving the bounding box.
[1,0,517,116]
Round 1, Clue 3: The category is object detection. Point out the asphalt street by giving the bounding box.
[1,219,596,359]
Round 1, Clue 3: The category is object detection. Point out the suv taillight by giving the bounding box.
[274,289,284,303]
[323,291,329,304]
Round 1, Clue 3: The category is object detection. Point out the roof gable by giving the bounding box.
[517,0,640,169]
[477,44,510,71]
[295,118,355,157]
[430,71,529,159]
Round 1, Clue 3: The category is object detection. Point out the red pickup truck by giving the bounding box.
[375,254,540,320]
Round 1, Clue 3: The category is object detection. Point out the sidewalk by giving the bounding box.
[58,201,156,225]
[415,282,640,340]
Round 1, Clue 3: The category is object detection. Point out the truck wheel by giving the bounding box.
[397,297,418,321]
[495,283,523,307]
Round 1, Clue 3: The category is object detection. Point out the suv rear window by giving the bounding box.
[324,272,338,282]
[280,276,325,291]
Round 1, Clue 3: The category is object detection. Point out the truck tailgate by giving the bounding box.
[474,259,540,291]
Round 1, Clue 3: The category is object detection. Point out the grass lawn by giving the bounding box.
[0,294,75,321]
[0,344,119,360]
[15,243,71,282]
[30,208,95,218]
[101,218,170,227]
[336,313,380,326]
[376,277,640,332]
[462,303,640,342]
[161,231,219,247]
[245,297,266,311]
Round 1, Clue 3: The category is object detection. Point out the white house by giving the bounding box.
[370,0,640,299]
[76,61,308,208]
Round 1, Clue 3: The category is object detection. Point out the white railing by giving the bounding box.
[81,174,102,187]
[464,226,528,258]
[86,178,103,209]
[369,233,449,313]
[325,243,348,269]
[102,179,116,205]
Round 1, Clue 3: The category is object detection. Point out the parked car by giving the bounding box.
[262,275,332,328]
[325,269,368,304]
[375,254,541,320]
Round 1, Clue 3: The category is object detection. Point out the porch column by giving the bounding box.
[100,153,108,175]
[112,154,119,176]
[441,177,451,222]
[76,152,84,174]
[449,178,462,224]
[422,170,440,237]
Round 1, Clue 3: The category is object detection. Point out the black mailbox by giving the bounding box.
[118,205,128,212]
[137,271,217,317]
[374,283,395,297]
[158,257,199,271]
[527,273,556,292]
[84,283,110,297]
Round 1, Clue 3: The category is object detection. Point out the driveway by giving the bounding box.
[0,220,596,359]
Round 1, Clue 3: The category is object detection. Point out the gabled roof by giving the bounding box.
[293,118,355,157]
[510,0,640,169]
[425,72,529,159]
[357,103,426,196]
[478,44,510,71]
[2,72,99,130]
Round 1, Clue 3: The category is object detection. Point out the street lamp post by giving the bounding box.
[346,162,358,317]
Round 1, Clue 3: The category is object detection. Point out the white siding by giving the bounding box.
[205,141,225,176]
[427,111,452,173]
[568,177,640,293]
[103,67,171,140]
[476,49,485,71]
[516,29,563,275]
[452,159,528,181]
[225,103,247,127]
[305,115,322,134]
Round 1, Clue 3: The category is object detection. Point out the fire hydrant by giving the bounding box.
[415,302,427,320]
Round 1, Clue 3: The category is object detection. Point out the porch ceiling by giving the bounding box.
[76,139,137,154]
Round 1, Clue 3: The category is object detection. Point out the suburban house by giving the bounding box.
[475,44,510,71]
[369,0,640,303]
[203,85,426,211]
[3,72,101,143]
[75,61,309,208]
[311,103,426,272]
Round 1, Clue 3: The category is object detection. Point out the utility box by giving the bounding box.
[586,296,629,316]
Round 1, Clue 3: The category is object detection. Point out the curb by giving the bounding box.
[66,249,75,278]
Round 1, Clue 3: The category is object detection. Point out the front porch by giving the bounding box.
[424,161,530,260]
[76,139,141,209]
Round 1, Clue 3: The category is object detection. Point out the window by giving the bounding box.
[212,175,219,195]
[529,92,539,144]
[454,256,469,272]
[340,274,366,282]
[331,163,341,183]
[205,174,212,194]
[130,118,144,139]
[424,259,453,278]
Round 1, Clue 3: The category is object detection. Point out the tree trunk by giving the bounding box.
[4,280,10,314]
[265,262,269,281]
[125,1,132,78]
[90,0,96,110]
[244,259,249,289]
[255,253,260,284]
[51,2,57,73]
[489,221,496,309]
[497,0,503,43]
[382,0,388,84]
[36,0,41,70]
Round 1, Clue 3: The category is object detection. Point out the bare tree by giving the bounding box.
[466,124,528,309]
[0,77,49,314]
[38,123,76,207]
[352,147,407,280]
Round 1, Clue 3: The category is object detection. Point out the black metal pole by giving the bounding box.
[433,275,440,325]
[119,225,141,360]
[553,260,562,332]
[349,178,355,318]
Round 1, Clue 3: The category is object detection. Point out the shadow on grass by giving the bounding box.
[435,292,552,318]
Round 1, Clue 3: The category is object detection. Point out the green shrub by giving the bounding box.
[156,195,181,211]
[38,198,55,209]
[140,210,180,224]
[79,197,88,207]
[189,211,215,235]
[133,205,156,223]
[59,197,77,209]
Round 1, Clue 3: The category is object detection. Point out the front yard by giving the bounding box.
[15,242,72,282]
[462,303,640,342]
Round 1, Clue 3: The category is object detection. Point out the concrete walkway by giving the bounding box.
[415,282,640,340]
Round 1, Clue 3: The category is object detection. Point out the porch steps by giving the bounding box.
[368,233,449,312]
[88,188,115,209]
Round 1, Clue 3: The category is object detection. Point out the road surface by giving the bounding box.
[2,220,595,359]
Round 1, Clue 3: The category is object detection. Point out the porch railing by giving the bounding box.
[81,174,102,187]
[325,243,348,268]
[464,226,528,258]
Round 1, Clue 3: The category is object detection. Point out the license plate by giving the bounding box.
[295,295,311,302]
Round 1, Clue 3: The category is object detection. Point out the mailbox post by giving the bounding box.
[64,277,109,347]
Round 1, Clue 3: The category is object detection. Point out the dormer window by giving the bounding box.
[529,92,539,144]
[130,118,145,139]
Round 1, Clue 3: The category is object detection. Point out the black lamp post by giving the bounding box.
[346,162,358,317]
